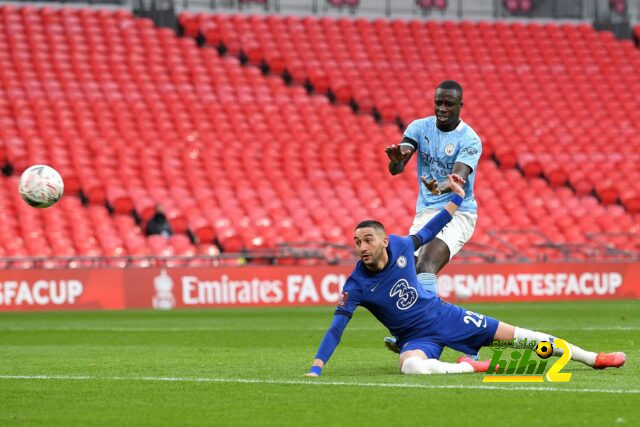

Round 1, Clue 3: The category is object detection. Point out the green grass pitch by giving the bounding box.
[1,300,638,426]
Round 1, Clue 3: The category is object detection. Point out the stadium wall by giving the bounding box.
[0,262,638,311]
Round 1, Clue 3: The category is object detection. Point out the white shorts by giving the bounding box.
[409,209,477,260]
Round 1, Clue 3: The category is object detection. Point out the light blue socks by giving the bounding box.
[417,273,437,293]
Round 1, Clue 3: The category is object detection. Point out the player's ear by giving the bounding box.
[382,235,389,248]
[459,99,463,108]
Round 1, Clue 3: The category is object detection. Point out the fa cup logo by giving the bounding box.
[152,269,175,310]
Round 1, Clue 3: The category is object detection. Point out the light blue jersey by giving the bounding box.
[403,117,482,214]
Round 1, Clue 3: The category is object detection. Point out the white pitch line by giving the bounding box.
[534,326,640,331]
[0,374,638,395]
[0,326,638,332]
[0,326,361,332]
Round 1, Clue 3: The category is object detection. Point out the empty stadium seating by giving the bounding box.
[0,5,638,265]
[0,5,413,262]
[187,14,640,214]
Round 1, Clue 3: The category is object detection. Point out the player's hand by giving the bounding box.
[448,174,466,198]
[303,372,319,377]
[421,176,441,195]
[385,144,412,163]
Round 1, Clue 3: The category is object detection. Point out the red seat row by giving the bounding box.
[183,13,640,214]
[0,5,637,263]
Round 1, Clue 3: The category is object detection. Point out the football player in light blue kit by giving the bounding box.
[304,175,625,377]
[384,80,481,354]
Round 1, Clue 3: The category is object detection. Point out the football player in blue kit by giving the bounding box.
[305,175,625,376]
[383,80,482,355]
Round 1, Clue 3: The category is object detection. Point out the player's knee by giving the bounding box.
[401,357,445,375]
[416,241,450,274]
[401,356,428,374]
[416,257,438,274]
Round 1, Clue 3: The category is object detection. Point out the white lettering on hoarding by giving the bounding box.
[320,274,346,303]
[178,273,346,306]
[287,275,319,303]
[438,272,623,299]
[182,275,284,305]
[0,280,84,306]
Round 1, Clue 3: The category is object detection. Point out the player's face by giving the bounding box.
[354,227,389,270]
[434,88,462,130]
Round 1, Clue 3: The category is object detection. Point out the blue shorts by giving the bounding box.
[399,301,499,359]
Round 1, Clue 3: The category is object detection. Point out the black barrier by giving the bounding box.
[132,0,177,30]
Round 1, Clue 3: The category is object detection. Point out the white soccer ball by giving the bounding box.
[18,165,64,208]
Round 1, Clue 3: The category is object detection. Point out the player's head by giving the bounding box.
[434,80,463,130]
[354,220,389,271]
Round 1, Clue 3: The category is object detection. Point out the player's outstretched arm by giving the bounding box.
[385,140,415,175]
[423,163,471,195]
[412,175,465,248]
[305,314,351,377]
[443,173,465,215]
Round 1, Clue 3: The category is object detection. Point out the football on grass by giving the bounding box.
[18,165,64,208]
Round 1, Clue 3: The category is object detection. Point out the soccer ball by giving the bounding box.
[18,165,64,208]
[535,341,554,359]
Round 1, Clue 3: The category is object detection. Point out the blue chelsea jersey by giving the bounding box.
[337,235,443,342]
[403,117,482,214]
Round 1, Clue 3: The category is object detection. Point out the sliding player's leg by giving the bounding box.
[400,301,625,375]
[398,341,482,375]
[492,322,626,369]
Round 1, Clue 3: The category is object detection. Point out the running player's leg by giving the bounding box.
[492,322,625,369]
[415,238,449,292]
[398,340,480,375]
[409,209,452,293]
[414,208,477,294]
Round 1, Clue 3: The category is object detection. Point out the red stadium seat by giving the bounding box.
[219,234,245,253]
[621,192,640,214]
[169,234,195,255]
[189,216,216,244]
[595,182,619,205]
[107,188,134,215]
